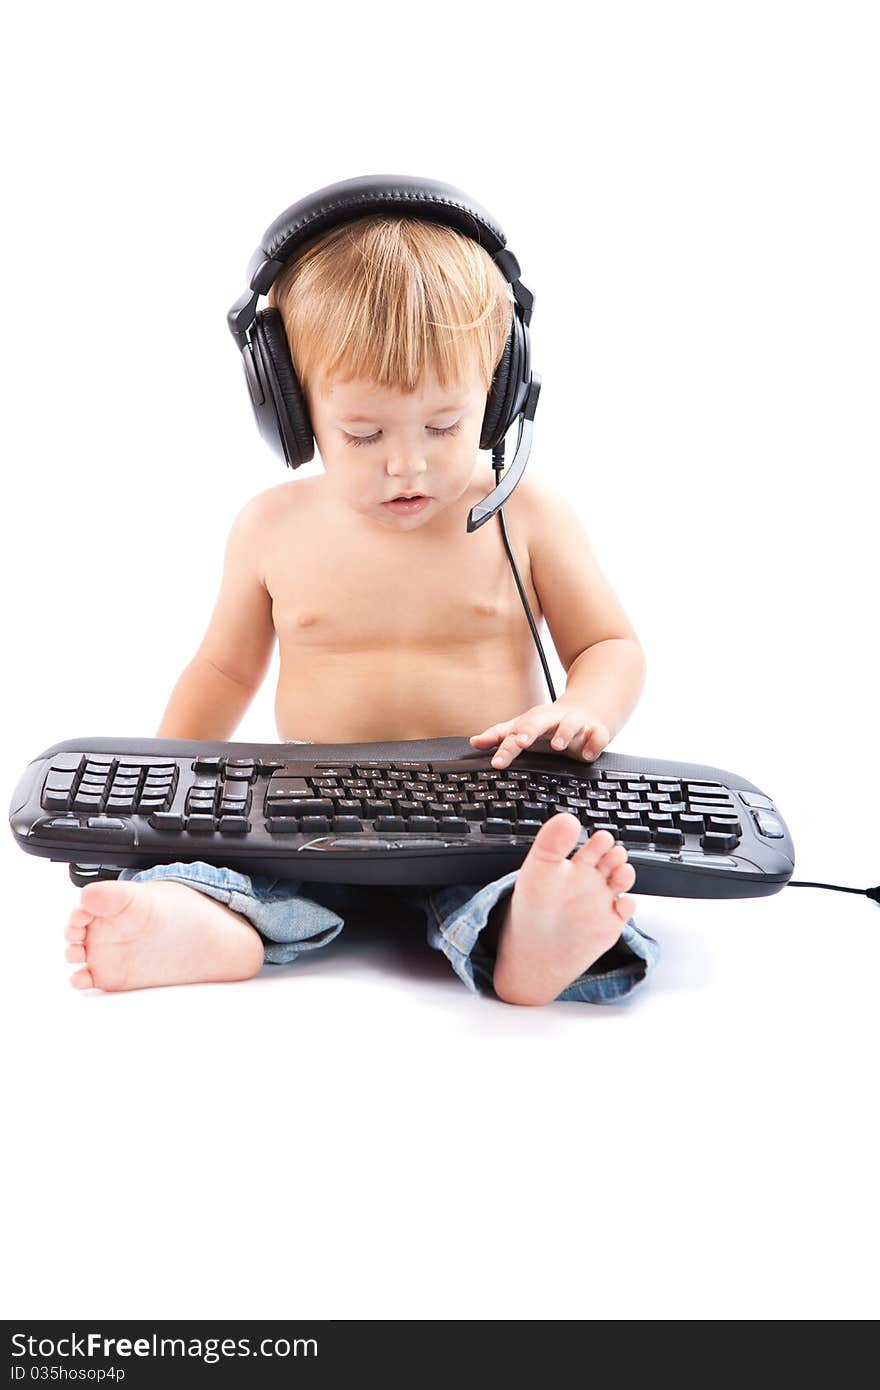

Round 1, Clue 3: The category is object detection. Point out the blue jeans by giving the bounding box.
[117,860,660,1004]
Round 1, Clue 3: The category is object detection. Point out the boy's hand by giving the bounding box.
[469,702,610,770]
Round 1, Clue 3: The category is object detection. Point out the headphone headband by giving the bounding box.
[251,173,507,287]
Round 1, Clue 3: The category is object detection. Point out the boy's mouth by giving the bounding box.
[383,494,431,512]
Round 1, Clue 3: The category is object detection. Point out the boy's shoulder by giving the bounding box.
[233,475,319,531]
[514,473,573,552]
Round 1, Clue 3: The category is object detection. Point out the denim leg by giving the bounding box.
[117,861,346,965]
[392,869,660,1004]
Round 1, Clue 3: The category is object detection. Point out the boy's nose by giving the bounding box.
[387,457,428,478]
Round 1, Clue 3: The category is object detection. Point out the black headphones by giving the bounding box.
[226,174,542,534]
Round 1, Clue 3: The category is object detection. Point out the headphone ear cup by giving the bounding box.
[480,330,513,452]
[480,312,528,452]
[252,309,315,467]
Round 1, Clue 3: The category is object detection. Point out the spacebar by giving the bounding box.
[303,836,470,851]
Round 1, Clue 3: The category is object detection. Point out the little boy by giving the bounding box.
[62,213,659,1005]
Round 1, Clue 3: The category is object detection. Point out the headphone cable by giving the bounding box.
[492,442,558,704]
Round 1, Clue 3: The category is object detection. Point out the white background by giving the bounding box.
[2,0,878,1321]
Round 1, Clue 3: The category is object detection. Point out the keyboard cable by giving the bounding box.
[787,878,880,904]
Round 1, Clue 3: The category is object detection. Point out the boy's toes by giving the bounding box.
[596,843,629,878]
[571,828,617,867]
[65,906,92,942]
[70,967,95,990]
[526,812,583,865]
[80,879,135,920]
[66,943,87,964]
[607,861,636,893]
[613,894,638,921]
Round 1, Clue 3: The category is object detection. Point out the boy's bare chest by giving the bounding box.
[264,494,542,655]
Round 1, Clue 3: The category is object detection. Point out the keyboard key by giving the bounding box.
[219,816,250,833]
[266,776,311,794]
[193,757,225,774]
[332,816,364,832]
[225,760,257,781]
[740,792,774,810]
[186,815,215,832]
[681,852,738,866]
[701,831,740,853]
[482,819,515,835]
[50,756,85,773]
[40,817,86,838]
[438,817,470,833]
[406,817,439,833]
[655,827,684,849]
[148,812,184,831]
[621,825,651,845]
[755,812,784,838]
[374,816,406,831]
[267,818,300,834]
[86,816,134,842]
[515,820,543,837]
[45,770,77,790]
[300,816,331,831]
[43,789,72,811]
[270,797,332,816]
[221,782,248,802]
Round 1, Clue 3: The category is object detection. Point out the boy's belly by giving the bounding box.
[274,641,549,743]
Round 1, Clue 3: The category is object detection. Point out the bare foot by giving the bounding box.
[492,816,637,1006]
[63,879,265,992]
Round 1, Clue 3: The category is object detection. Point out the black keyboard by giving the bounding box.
[8,735,795,897]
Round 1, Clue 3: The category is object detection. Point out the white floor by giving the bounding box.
[5,816,878,1321]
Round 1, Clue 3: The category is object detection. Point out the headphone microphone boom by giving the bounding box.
[226,173,556,700]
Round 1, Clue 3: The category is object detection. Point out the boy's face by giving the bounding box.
[306,360,490,531]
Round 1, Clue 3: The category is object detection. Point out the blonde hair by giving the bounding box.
[267,215,515,402]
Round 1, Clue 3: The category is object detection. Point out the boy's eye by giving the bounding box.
[342,421,463,448]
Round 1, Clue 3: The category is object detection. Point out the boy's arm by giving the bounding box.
[156,495,277,740]
[528,481,646,741]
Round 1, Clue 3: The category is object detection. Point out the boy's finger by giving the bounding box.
[552,722,592,751]
[490,732,536,767]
